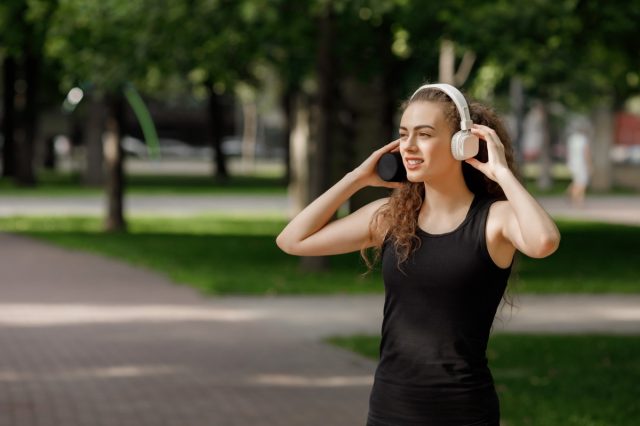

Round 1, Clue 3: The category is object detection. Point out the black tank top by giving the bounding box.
[367,194,513,426]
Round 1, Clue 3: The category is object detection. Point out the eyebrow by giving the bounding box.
[399,124,436,131]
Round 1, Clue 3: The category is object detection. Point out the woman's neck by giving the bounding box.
[421,171,474,215]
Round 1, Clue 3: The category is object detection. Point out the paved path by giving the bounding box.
[537,195,640,226]
[0,194,290,217]
[1,194,639,225]
[0,233,375,426]
[2,232,640,426]
[1,192,639,425]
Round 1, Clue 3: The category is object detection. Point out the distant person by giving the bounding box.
[276,83,561,425]
[565,120,592,208]
[521,101,545,161]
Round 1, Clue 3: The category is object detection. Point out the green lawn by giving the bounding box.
[327,333,640,426]
[0,215,379,295]
[0,172,287,196]
[0,215,637,295]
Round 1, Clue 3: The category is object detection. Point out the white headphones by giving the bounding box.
[409,83,479,161]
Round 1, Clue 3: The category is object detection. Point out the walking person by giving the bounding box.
[565,118,593,208]
[276,83,560,425]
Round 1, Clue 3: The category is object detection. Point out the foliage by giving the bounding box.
[45,0,181,93]
[442,0,640,108]
[0,0,27,56]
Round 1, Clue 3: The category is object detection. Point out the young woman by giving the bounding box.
[276,83,561,425]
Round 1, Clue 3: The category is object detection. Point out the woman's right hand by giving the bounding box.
[277,139,401,257]
[351,139,404,189]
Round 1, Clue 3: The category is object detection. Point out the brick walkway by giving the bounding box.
[1,193,639,425]
[0,233,376,426]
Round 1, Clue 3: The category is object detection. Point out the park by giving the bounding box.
[1,1,639,425]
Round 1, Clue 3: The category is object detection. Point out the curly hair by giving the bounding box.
[360,86,521,315]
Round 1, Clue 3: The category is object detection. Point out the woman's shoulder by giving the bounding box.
[484,197,510,218]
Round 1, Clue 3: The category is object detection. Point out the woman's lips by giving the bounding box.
[404,159,424,170]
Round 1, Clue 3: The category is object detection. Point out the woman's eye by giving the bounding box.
[419,133,430,137]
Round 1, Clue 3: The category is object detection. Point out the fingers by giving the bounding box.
[371,139,401,158]
[383,181,404,190]
[464,158,483,170]
[470,125,503,148]
[380,139,401,152]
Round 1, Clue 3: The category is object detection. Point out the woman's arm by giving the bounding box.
[467,124,560,259]
[276,140,402,256]
[493,169,561,258]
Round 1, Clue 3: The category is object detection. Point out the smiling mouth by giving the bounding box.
[406,159,424,165]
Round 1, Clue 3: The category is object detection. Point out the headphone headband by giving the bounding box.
[409,83,473,131]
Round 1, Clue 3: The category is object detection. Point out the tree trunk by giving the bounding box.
[280,86,294,185]
[439,39,456,85]
[288,93,310,217]
[83,93,106,186]
[240,100,257,174]
[509,77,525,169]
[537,101,553,190]
[590,103,613,191]
[2,56,17,178]
[299,1,336,273]
[348,16,396,213]
[104,95,126,232]
[207,85,228,181]
[439,39,476,87]
[14,49,39,186]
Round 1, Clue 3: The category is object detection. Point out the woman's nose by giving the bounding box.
[403,134,418,150]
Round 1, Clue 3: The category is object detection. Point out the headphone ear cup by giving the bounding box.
[377,152,407,182]
[451,131,479,160]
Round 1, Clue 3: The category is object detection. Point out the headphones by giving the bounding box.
[409,83,479,161]
[376,83,479,182]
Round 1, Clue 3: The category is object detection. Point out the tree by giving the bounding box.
[0,0,56,185]
[45,0,187,231]
[176,0,271,181]
[442,0,640,189]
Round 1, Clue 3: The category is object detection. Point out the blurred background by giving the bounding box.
[1,1,639,425]
[1,0,639,223]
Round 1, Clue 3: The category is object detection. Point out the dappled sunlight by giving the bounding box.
[248,373,373,387]
[0,304,264,326]
[600,308,640,321]
[0,364,187,383]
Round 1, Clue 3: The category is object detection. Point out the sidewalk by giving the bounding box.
[0,233,374,426]
[537,194,640,226]
[0,193,638,225]
[1,231,639,426]
[1,191,638,425]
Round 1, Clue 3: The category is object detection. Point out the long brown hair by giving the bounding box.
[361,86,521,315]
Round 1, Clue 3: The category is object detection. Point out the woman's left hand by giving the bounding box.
[465,124,512,183]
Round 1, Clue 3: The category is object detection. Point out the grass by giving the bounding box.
[0,215,638,295]
[0,171,287,196]
[0,215,379,295]
[512,220,640,293]
[327,333,640,426]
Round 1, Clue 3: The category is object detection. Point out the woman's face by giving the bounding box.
[398,101,455,182]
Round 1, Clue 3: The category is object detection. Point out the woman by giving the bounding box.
[276,83,560,425]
